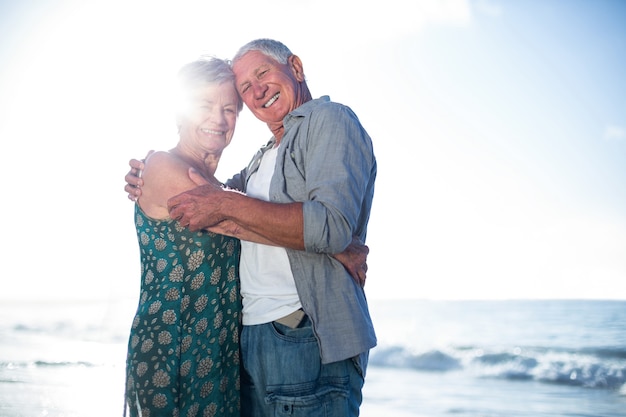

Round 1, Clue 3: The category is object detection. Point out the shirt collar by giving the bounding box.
[284,96,330,126]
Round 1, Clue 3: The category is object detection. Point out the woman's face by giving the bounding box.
[178,81,239,154]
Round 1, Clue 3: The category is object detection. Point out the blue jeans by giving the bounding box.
[240,315,366,417]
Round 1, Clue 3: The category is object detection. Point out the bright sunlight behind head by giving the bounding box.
[0,0,625,302]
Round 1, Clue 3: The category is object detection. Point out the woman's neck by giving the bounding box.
[170,144,221,186]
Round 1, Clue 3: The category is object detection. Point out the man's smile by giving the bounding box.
[263,93,280,108]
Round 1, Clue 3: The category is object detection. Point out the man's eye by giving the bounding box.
[240,84,250,94]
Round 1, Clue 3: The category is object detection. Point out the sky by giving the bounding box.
[0,0,624,301]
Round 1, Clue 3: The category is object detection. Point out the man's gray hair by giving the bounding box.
[232,39,293,66]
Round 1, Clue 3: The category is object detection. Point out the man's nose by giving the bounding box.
[252,81,267,98]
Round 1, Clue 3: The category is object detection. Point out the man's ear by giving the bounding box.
[288,55,305,82]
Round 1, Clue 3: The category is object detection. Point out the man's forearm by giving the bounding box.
[220,191,305,250]
[206,220,285,247]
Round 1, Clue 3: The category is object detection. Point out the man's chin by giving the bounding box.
[256,112,283,126]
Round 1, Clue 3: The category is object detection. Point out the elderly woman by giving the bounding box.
[125,57,243,417]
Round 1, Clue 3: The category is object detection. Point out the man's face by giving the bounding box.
[232,51,304,126]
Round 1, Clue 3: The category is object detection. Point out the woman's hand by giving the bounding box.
[124,151,154,200]
[332,237,370,288]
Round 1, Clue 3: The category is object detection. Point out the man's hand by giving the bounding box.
[332,236,369,288]
[168,182,225,231]
[124,151,153,201]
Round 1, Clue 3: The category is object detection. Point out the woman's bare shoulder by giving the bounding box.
[138,151,191,218]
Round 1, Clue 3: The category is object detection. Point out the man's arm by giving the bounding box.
[126,155,369,285]
[168,184,306,250]
[207,219,368,287]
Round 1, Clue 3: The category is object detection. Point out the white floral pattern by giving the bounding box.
[126,205,241,417]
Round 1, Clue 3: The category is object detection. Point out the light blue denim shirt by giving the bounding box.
[226,96,377,364]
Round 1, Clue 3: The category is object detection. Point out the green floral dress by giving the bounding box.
[125,205,241,417]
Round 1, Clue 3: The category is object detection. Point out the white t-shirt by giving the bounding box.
[239,144,302,325]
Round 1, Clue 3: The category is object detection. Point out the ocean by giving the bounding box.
[1,298,624,416]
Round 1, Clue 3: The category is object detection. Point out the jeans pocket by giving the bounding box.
[266,377,350,417]
[271,317,317,342]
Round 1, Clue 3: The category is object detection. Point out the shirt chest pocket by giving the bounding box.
[278,143,307,201]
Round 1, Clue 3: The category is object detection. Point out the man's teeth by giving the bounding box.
[264,93,279,108]
[201,129,223,135]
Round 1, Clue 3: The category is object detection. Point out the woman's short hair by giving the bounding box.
[175,56,243,130]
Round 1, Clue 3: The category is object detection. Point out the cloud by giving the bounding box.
[604,125,626,142]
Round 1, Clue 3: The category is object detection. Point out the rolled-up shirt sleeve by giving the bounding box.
[296,102,376,254]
